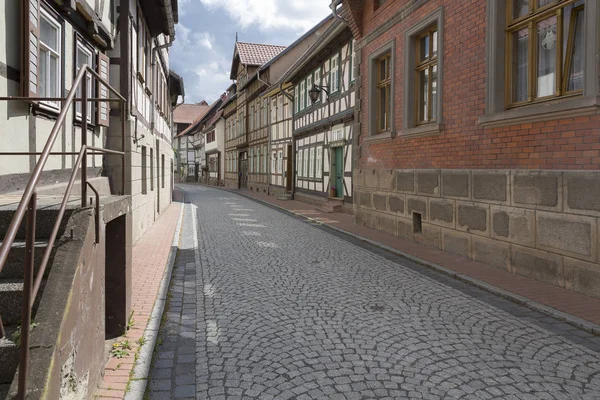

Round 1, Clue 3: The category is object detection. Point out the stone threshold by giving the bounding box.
[227,187,600,336]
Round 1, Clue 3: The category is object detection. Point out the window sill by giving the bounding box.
[399,123,443,139]
[479,96,600,128]
[364,131,394,144]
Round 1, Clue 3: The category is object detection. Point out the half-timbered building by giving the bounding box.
[278,20,356,211]
[224,42,286,190]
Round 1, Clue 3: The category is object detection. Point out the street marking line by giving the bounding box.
[238,223,265,227]
[231,218,258,222]
[207,320,220,345]
[229,214,250,217]
[256,241,278,248]
[242,231,261,236]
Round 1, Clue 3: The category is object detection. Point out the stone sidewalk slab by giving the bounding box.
[95,201,183,399]
[231,187,600,334]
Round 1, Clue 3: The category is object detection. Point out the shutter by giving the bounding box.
[97,52,110,126]
[22,0,40,99]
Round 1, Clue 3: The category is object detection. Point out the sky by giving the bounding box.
[172,0,333,104]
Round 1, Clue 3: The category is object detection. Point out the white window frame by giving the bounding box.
[316,146,323,178]
[330,53,340,93]
[39,9,62,111]
[300,81,306,110]
[75,41,93,122]
[297,149,303,178]
[309,147,315,178]
[314,68,321,103]
[303,148,309,178]
[277,150,283,173]
[294,87,299,114]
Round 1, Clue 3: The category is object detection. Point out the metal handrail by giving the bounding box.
[0,64,127,398]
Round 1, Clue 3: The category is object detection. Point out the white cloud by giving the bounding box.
[199,0,331,33]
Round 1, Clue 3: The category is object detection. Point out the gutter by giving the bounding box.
[330,0,349,25]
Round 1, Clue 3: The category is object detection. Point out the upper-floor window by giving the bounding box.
[350,40,356,83]
[330,53,340,93]
[39,9,62,110]
[306,74,313,107]
[415,27,438,124]
[376,53,391,132]
[300,81,306,110]
[75,41,93,122]
[250,105,255,131]
[507,0,584,106]
[314,67,321,100]
[277,96,283,121]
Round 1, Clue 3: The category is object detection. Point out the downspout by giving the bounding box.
[279,82,295,198]
[330,0,348,24]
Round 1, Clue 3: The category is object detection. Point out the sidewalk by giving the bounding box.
[233,188,600,333]
[95,202,182,399]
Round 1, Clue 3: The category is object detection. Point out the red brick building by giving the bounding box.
[335,0,600,297]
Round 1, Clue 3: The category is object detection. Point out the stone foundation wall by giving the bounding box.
[248,183,269,194]
[354,169,600,298]
[269,185,288,198]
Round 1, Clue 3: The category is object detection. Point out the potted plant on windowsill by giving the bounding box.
[330,186,337,198]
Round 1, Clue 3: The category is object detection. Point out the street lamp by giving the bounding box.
[309,85,329,104]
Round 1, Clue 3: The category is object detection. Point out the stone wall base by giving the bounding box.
[355,168,600,299]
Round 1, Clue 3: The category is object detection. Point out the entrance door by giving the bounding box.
[239,159,248,189]
[333,147,344,198]
[286,145,293,191]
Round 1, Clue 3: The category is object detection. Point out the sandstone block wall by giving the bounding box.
[354,169,600,298]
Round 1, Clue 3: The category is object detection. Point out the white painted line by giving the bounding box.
[231,218,258,222]
[256,241,279,248]
[207,320,220,344]
[228,214,251,217]
[242,231,261,236]
[238,223,265,227]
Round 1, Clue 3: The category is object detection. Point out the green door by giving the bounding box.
[335,147,344,198]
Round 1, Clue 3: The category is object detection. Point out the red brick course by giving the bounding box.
[353,0,600,171]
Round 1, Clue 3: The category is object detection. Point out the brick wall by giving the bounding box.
[357,0,600,171]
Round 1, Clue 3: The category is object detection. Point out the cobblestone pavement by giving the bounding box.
[148,184,600,399]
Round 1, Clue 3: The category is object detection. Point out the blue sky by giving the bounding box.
[172,0,332,104]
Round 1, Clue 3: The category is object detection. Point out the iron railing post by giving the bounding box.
[18,192,37,399]
[81,72,88,207]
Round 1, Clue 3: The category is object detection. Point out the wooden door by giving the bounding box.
[239,159,248,189]
[335,147,344,198]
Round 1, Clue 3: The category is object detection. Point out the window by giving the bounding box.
[39,9,61,110]
[271,98,277,123]
[300,81,306,110]
[294,87,299,114]
[277,150,283,173]
[330,53,340,93]
[415,27,438,124]
[249,148,254,173]
[263,145,268,173]
[272,151,277,173]
[75,41,93,121]
[376,53,392,132]
[507,0,584,106]
[161,154,165,188]
[263,99,268,126]
[250,105,255,131]
[309,147,315,178]
[403,8,443,134]
[277,96,283,120]
[303,148,309,178]
[257,147,261,173]
[141,146,147,194]
[316,147,323,178]
[297,150,303,178]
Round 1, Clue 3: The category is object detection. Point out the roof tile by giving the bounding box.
[236,42,286,66]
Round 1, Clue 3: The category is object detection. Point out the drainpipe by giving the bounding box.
[330,0,349,24]
[150,39,174,133]
[279,82,295,199]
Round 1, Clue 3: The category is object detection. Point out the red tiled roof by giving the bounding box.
[236,42,287,66]
[173,103,210,124]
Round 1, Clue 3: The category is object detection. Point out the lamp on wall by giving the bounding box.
[309,85,329,103]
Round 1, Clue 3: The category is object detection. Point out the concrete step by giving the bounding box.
[0,206,74,241]
[0,326,18,385]
[0,241,50,280]
[0,279,45,326]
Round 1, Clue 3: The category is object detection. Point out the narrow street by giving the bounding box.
[148,184,600,400]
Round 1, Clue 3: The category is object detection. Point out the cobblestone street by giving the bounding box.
[148,184,600,399]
